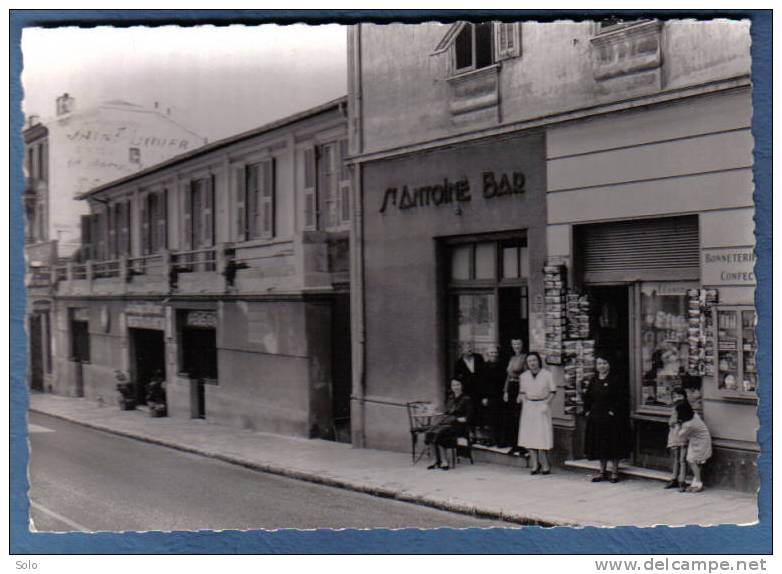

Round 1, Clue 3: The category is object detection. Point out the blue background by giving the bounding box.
[9,9,772,554]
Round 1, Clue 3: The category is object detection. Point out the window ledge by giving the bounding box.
[447,63,501,84]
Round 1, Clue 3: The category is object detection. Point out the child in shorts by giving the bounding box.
[665,386,688,490]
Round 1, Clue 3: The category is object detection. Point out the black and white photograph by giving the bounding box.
[15,11,767,546]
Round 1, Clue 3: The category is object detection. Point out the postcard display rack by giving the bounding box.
[543,264,594,415]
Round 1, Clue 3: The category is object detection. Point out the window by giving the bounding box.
[639,282,699,410]
[303,147,317,230]
[234,160,274,241]
[141,190,168,254]
[108,200,132,259]
[445,236,530,375]
[338,139,351,224]
[246,160,275,239]
[453,22,495,73]
[129,147,141,164]
[182,175,215,251]
[715,307,757,397]
[314,140,350,231]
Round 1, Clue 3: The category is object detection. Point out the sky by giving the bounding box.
[21,24,348,142]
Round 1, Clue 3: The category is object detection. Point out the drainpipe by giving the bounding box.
[349,24,367,448]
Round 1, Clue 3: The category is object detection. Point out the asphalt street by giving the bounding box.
[27,412,511,532]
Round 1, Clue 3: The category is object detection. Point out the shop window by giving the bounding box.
[453,293,497,358]
[639,282,697,410]
[715,307,757,397]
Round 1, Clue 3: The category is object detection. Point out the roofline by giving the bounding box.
[77,95,348,201]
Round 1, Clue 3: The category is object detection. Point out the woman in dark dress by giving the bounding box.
[425,379,474,471]
[583,354,632,483]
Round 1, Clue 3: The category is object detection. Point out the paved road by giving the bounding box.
[27,412,511,532]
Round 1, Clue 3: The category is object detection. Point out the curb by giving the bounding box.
[30,407,570,528]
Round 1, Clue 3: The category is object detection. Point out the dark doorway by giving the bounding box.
[330,292,352,443]
[586,286,630,380]
[498,286,529,360]
[70,319,90,398]
[130,328,166,405]
[181,326,217,419]
[585,285,634,463]
[29,315,44,392]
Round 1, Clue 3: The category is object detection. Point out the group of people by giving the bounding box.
[423,340,713,492]
[425,339,557,473]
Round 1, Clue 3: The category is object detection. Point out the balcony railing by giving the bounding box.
[31,235,347,296]
[92,259,121,279]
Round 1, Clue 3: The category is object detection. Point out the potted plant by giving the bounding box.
[115,370,136,410]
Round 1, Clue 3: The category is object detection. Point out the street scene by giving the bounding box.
[20,17,761,537]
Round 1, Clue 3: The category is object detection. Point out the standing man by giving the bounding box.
[453,341,485,401]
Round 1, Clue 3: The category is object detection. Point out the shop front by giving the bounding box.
[356,131,547,452]
[545,88,757,491]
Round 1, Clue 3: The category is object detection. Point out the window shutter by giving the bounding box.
[579,216,700,283]
[157,189,168,252]
[234,164,247,241]
[303,146,317,230]
[260,158,275,238]
[202,175,214,247]
[246,165,258,240]
[495,22,520,60]
[93,211,106,260]
[140,194,150,255]
[108,204,118,259]
[80,214,93,261]
[182,180,193,250]
[338,140,350,224]
[121,200,132,256]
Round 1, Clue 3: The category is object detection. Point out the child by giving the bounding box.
[664,387,688,489]
[676,401,713,493]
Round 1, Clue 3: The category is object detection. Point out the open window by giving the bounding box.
[435,22,521,77]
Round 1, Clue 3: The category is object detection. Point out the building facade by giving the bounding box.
[44,98,353,441]
[347,20,757,490]
[24,94,205,394]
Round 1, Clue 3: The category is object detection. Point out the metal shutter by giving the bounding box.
[579,215,699,283]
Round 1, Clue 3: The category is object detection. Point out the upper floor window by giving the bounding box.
[234,159,275,241]
[141,190,168,255]
[302,140,350,232]
[320,139,350,230]
[454,22,495,72]
[437,22,521,77]
[183,175,215,250]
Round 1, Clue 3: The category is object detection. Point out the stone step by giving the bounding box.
[563,458,671,482]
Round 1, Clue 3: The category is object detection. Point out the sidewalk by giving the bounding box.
[28,394,758,528]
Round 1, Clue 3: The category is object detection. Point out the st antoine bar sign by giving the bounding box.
[379,170,526,213]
